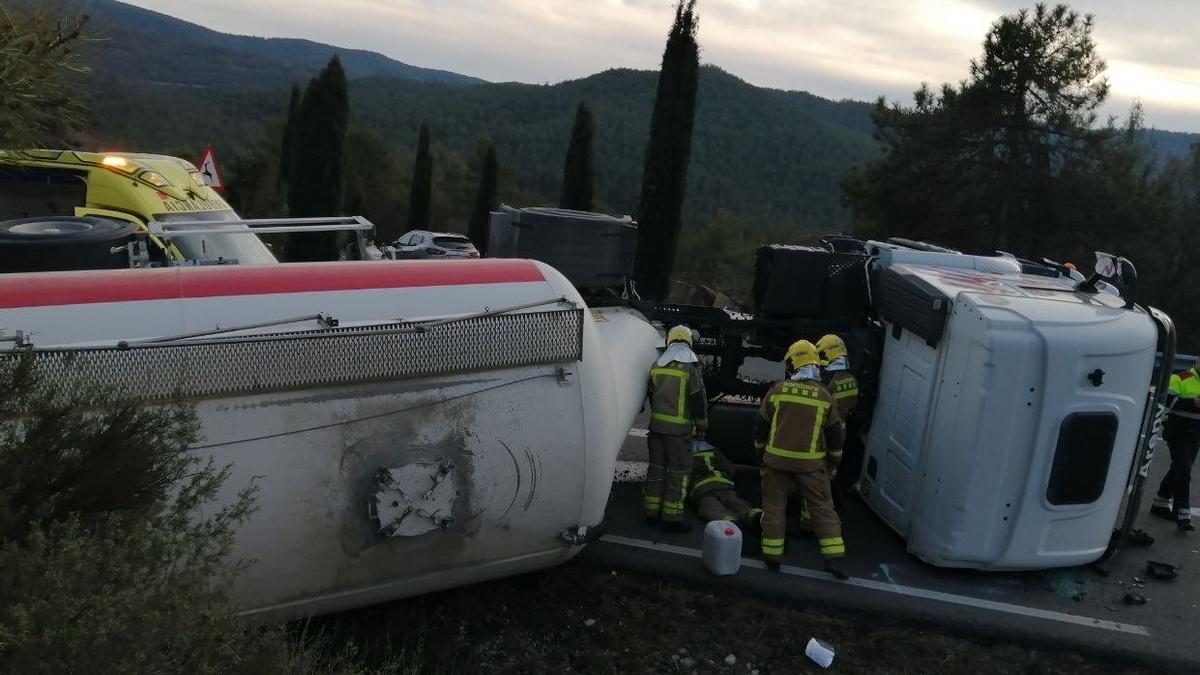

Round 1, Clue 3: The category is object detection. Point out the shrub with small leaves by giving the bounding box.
[0,355,286,673]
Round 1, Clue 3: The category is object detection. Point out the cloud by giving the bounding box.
[122,0,1199,131]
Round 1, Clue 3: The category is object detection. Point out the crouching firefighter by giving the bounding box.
[644,324,708,533]
[1151,357,1200,531]
[689,439,763,535]
[754,340,848,578]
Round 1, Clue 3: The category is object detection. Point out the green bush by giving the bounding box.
[0,356,279,673]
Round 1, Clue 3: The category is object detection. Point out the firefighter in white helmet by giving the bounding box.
[644,324,708,533]
[754,339,848,578]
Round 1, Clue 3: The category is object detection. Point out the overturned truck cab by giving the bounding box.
[639,237,1174,571]
[859,243,1172,569]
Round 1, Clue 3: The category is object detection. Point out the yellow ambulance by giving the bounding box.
[0,149,276,264]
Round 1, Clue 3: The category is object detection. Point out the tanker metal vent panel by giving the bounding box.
[12,308,583,401]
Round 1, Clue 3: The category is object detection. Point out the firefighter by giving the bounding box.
[1151,357,1200,531]
[644,324,708,533]
[689,439,763,534]
[817,334,859,421]
[818,332,863,493]
[754,340,848,578]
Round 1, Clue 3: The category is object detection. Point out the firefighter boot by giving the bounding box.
[765,560,781,573]
[740,508,764,539]
[660,519,693,534]
[1151,496,1174,521]
[823,557,849,580]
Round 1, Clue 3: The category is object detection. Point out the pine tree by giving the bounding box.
[277,85,301,190]
[0,6,88,147]
[559,102,595,211]
[842,4,1110,255]
[407,122,433,231]
[469,144,499,256]
[633,0,701,300]
[285,55,349,261]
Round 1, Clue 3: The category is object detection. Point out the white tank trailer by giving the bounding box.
[0,259,660,619]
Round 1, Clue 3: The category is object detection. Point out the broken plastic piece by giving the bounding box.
[1128,529,1154,547]
[1146,560,1179,580]
[805,638,835,669]
[1123,593,1147,606]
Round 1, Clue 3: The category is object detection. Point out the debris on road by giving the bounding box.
[806,638,836,669]
[1128,529,1155,547]
[1123,593,1148,606]
[1146,560,1180,580]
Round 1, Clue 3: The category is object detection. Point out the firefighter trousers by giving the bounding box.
[1157,423,1200,520]
[760,466,844,562]
[644,432,691,522]
[692,487,759,524]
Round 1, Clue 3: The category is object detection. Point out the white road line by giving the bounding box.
[628,428,649,438]
[598,534,1151,637]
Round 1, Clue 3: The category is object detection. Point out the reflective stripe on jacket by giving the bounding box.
[826,371,859,420]
[690,449,735,497]
[648,361,706,435]
[1168,368,1200,428]
[757,378,841,472]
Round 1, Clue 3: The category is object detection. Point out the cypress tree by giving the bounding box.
[559,102,595,211]
[278,85,301,190]
[468,144,499,256]
[407,122,433,231]
[633,0,700,300]
[285,56,349,261]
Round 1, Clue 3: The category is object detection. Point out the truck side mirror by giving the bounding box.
[1076,251,1137,308]
[1093,252,1119,279]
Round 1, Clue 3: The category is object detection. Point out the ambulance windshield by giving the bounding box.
[152,210,278,265]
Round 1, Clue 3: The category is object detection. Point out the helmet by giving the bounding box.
[784,340,820,370]
[816,334,848,364]
[666,324,694,346]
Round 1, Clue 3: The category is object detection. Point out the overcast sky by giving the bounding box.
[125,0,1199,132]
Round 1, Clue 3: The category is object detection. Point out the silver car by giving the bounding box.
[390,230,480,259]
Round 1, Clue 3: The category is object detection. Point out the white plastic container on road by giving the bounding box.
[805,638,835,668]
[702,520,742,576]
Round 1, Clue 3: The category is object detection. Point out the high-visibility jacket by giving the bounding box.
[689,447,737,497]
[824,370,859,420]
[647,360,708,435]
[755,378,843,472]
[1167,367,1200,431]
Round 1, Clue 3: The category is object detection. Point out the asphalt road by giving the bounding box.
[594,400,1200,672]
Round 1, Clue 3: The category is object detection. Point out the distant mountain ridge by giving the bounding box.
[78,0,1197,233]
[83,0,483,87]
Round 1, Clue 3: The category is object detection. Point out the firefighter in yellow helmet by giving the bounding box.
[754,340,848,578]
[817,334,859,421]
[644,324,708,533]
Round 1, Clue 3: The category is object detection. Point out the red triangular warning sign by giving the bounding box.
[197,145,223,191]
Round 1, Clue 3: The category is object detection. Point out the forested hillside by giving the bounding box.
[65,0,1200,308]
[78,0,1196,240]
[87,66,880,233]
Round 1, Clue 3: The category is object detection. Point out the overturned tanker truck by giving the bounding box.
[0,170,661,620]
[625,236,1176,571]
